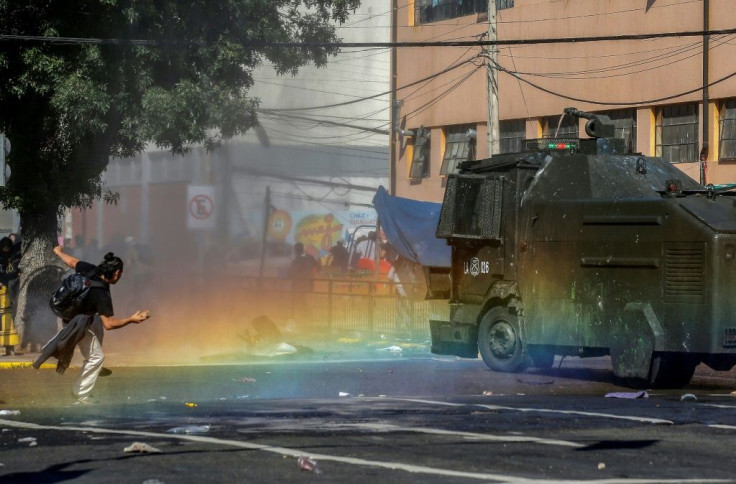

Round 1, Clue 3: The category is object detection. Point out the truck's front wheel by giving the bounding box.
[478,307,527,373]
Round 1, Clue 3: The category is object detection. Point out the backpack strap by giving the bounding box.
[82,268,108,289]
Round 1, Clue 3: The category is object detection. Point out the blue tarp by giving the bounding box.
[372,185,451,267]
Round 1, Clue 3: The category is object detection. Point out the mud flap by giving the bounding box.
[609,303,663,380]
[429,320,478,358]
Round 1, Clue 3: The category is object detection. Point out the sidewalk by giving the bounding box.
[0,331,434,369]
[0,349,55,369]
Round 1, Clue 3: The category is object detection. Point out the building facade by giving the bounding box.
[392,0,736,201]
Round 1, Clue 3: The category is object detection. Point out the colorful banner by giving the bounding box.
[266,209,377,259]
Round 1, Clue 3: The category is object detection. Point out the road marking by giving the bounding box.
[390,398,674,425]
[0,418,727,484]
[701,403,736,410]
[708,424,736,430]
[345,422,583,447]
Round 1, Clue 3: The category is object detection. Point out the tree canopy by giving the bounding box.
[0,0,360,220]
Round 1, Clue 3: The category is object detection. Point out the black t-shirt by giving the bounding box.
[75,261,114,317]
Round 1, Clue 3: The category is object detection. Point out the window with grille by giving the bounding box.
[414,0,512,25]
[499,119,525,154]
[656,104,698,163]
[543,114,579,138]
[440,125,476,175]
[437,175,504,239]
[601,109,637,152]
[719,99,736,160]
[409,127,431,179]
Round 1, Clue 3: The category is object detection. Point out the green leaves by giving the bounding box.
[0,0,361,219]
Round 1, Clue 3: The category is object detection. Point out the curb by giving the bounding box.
[0,361,56,369]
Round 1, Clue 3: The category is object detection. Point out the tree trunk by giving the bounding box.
[15,206,66,348]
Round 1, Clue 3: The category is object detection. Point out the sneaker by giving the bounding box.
[99,368,112,377]
[75,396,99,405]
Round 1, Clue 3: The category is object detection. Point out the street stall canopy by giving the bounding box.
[372,185,451,268]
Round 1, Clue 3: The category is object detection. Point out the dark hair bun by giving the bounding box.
[104,252,115,261]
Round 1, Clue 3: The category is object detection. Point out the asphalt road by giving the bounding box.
[1,356,736,483]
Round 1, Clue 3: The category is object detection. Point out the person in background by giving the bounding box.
[84,238,103,263]
[34,246,151,404]
[328,240,349,273]
[71,234,86,260]
[354,231,378,262]
[387,254,413,336]
[0,236,20,299]
[289,242,320,323]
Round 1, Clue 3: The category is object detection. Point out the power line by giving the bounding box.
[258,109,390,135]
[3,27,736,48]
[262,56,481,112]
[493,59,736,107]
[507,34,734,80]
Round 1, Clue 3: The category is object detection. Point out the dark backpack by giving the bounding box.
[49,270,106,319]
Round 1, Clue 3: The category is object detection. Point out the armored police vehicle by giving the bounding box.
[429,108,736,387]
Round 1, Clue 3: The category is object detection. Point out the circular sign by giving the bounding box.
[268,209,292,240]
[189,194,214,220]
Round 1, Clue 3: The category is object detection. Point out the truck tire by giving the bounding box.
[648,353,698,388]
[478,307,528,373]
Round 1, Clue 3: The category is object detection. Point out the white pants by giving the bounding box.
[72,321,105,399]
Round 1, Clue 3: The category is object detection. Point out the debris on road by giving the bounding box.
[18,437,37,447]
[680,393,698,402]
[234,377,256,383]
[166,425,211,434]
[0,410,20,416]
[482,390,493,396]
[124,442,162,454]
[338,391,350,397]
[185,402,197,407]
[598,462,606,470]
[376,345,402,352]
[605,391,649,399]
[298,456,321,473]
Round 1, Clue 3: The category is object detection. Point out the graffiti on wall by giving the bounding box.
[266,209,377,259]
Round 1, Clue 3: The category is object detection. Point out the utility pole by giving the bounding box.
[259,186,271,278]
[700,0,710,185]
[487,0,500,157]
[389,0,398,194]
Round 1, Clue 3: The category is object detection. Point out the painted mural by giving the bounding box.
[266,209,377,260]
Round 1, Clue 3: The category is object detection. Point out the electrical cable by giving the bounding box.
[262,56,480,112]
[4,26,735,48]
[492,58,736,106]
[403,65,483,121]
[505,34,734,80]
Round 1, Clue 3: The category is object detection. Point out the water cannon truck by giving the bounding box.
[429,107,736,388]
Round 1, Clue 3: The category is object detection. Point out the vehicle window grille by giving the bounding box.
[437,175,503,239]
[664,246,704,299]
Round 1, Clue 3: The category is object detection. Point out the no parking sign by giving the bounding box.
[187,185,216,230]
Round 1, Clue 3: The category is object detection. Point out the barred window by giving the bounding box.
[440,125,476,175]
[499,119,525,154]
[414,0,512,25]
[719,99,736,160]
[656,104,698,163]
[543,114,579,138]
[603,109,637,152]
[409,127,431,179]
